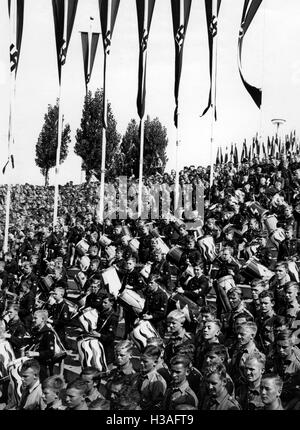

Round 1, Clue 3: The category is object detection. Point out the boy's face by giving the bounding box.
[260,297,273,314]
[251,285,264,301]
[204,352,222,367]
[244,358,264,385]
[206,373,226,398]
[170,363,188,387]
[260,379,281,406]
[285,286,298,303]
[276,339,293,359]
[236,327,253,347]
[167,319,183,334]
[203,322,220,341]
[140,355,156,374]
[21,368,38,389]
[42,387,57,405]
[115,348,131,367]
[228,293,241,310]
[65,388,85,409]
[81,374,95,394]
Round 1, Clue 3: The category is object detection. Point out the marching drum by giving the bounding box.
[45,324,67,362]
[7,357,29,405]
[101,267,122,298]
[41,275,54,292]
[288,260,300,283]
[270,228,285,249]
[129,320,160,351]
[197,236,217,263]
[78,307,99,333]
[167,246,184,266]
[0,340,16,378]
[140,262,153,279]
[216,276,236,294]
[264,215,278,234]
[129,238,140,253]
[180,265,195,286]
[118,289,145,315]
[122,226,132,237]
[249,202,268,217]
[74,271,87,290]
[105,245,116,262]
[75,239,90,256]
[155,237,170,256]
[64,298,79,319]
[80,256,90,272]
[168,293,201,323]
[242,257,274,281]
[77,336,107,372]
[98,235,112,247]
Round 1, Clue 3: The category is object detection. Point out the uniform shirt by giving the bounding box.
[137,369,167,410]
[6,318,27,352]
[18,380,44,410]
[164,331,195,366]
[202,390,241,410]
[121,268,145,292]
[236,383,264,410]
[142,288,168,324]
[50,300,70,332]
[273,348,300,380]
[18,291,35,319]
[277,239,300,261]
[85,388,105,405]
[30,324,55,364]
[230,341,261,384]
[162,380,198,410]
[184,275,210,306]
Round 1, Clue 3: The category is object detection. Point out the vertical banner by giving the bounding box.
[52,0,78,227]
[81,31,100,92]
[201,0,221,119]
[171,0,192,129]
[3,0,24,254]
[136,0,156,218]
[238,0,263,108]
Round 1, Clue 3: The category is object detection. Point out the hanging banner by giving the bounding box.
[81,31,100,87]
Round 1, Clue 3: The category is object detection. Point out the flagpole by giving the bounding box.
[209,1,218,198]
[53,0,68,228]
[258,0,266,160]
[137,0,148,219]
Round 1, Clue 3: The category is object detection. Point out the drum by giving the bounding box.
[197,236,217,263]
[78,307,99,333]
[0,340,16,378]
[80,256,90,272]
[45,324,67,363]
[76,239,90,256]
[217,276,236,294]
[140,262,152,279]
[129,238,140,253]
[270,228,285,249]
[74,271,87,290]
[64,298,79,319]
[98,235,112,247]
[288,260,300,282]
[129,320,160,351]
[122,226,132,237]
[7,357,29,405]
[77,336,107,372]
[41,275,54,292]
[167,246,184,266]
[249,202,268,217]
[102,267,122,298]
[180,265,195,286]
[118,289,145,315]
[105,245,116,261]
[168,293,201,323]
[242,257,274,281]
[155,237,170,256]
[264,215,277,233]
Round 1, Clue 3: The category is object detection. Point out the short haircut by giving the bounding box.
[227,287,242,297]
[146,337,165,350]
[251,279,268,289]
[275,261,288,271]
[88,398,110,410]
[54,287,65,296]
[34,310,48,320]
[167,310,186,323]
[284,282,299,293]
[126,257,136,264]
[66,378,88,395]
[21,359,40,376]
[204,344,229,363]
[170,354,191,369]
[80,366,101,382]
[259,290,274,301]
[244,351,266,367]
[142,345,161,361]
[204,362,227,382]
[236,321,257,336]
[200,304,217,317]
[114,340,133,354]
[42,375,65,393]
[204,318,221,329]
[275,329,293,343]
[117,384,142,407]
[273,315,287,329]
[261,373,283,391]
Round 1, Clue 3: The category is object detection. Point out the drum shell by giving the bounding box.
[77,336,107,372]
[129,238,140,253]
[130,320,160,351]
[105,245,116,261]
[217,275,235,294]
[78,308,99,332]
[41,275,54,291]
[155,237,170,256]
[167,246,184,266]
[118,289,145,315]
[0,340,16,377]
[7,357,29,404]
[140,262,152,279]
[98,235,112,247]
[264,215,277,233]
[197,236,217,263]
[168,293,201,322]
[242,257,274,281]
[181,265,195,286]
[102,267,122,298]
[76,239,90,256]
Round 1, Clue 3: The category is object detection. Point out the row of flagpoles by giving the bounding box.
[3,0,264,253]
[215,131,299,166]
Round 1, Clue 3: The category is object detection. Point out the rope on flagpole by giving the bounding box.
[53,81,63,228]
[174,114,180,217]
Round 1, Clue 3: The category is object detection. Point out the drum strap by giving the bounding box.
[97,311,114,334]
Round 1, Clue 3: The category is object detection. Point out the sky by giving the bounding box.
[0,0,300,186]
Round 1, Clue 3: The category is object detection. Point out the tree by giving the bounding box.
[35,100,71,186]
[74,89,121,181]
[120,115,168,178]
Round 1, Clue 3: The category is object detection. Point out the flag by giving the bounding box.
[262,141,266,159]
[216,147,220,165]
[99,0,120,128]
[220,146,223,164]
[230,143,234,161]
[52,0,78,84]
[238,0,263,108]
[136,0,156,120]
[267,136,271,156]
[171,0,192,128]
[224,146,228,164]
[8,0,24,76]
[80,32,100,89]
[234,144,238,165]
[201,0,222,119]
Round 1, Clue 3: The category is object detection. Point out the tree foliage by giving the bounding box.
[119,115,168,177]
[35,100,71,186]
[74,89,121,181]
